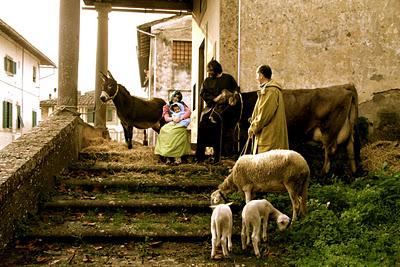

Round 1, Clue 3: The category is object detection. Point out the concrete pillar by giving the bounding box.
[94,3,111,130]
[58,0,80,111]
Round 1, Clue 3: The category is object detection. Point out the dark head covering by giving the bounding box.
[170,90,183,103]
[207,60,223,75]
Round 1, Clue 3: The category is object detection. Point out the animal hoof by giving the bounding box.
[211,254,223,260]
[127,144,133,149]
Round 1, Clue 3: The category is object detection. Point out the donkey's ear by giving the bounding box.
[107,70,115,80]
[99,71,107,81]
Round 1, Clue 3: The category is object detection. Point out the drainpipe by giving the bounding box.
[153,37,157,99]
[21,48,24,135]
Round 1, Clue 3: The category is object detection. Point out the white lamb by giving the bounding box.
[210,203,233,259]
[241,199,290,258]
[211,149,310,221]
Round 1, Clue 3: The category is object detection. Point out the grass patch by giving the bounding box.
[269,170,400,266]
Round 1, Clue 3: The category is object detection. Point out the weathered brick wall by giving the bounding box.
[238,0,400,103]
[0,111,85,250]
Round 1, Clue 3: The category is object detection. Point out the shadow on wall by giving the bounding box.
[359,89,400,143]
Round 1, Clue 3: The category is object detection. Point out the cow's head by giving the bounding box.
[100,70,119,102]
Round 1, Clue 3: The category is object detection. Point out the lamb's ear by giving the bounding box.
[226,202,234,206]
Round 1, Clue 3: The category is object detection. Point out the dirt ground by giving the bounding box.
[0,239,286,266]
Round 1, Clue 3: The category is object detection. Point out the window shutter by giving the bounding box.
[17,105,21,129]
[2,101,6,128]
[32,111,37,127]
[12,61,17,74]
[87,108,94,123]
[9,102,12,128]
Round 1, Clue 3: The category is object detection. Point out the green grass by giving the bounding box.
[267,170,400,266]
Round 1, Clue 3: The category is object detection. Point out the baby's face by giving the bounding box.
[172,107,180,113]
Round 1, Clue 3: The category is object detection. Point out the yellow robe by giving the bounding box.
[249,80,289,154]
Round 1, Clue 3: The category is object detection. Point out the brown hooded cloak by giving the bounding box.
[249,80,289,154]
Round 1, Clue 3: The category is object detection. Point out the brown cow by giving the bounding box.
[223,84,360,176]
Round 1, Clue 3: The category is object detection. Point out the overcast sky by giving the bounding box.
[0,0,169,99]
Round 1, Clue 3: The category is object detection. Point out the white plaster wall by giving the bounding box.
[191,0,221,142]
[0,32,42,150]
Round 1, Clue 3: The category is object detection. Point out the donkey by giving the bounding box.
[100,70,166,149]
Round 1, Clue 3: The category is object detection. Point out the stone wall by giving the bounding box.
[238,0,400,103]
[151,15,192,108]
[0,111,91,250]
[220,0,239,81]
[359,88,400,141]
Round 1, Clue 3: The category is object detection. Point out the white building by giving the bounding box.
[40,91,127,143]
[0,19,56,150]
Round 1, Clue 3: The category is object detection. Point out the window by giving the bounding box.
[2,101,13,129]
[172,41,192,65]
[16,105,22,129]
[4,56,16,75]
[33,66,37,82]
[87,107,94,123]
[106,108,114,122]
[32,110,37,127]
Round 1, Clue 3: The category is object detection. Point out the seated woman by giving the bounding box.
[154,91,192,165]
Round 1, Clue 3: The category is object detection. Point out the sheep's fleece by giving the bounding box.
[211,149,310,220]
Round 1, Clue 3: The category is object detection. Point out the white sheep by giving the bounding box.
[210,203,233,259]
[241,199,290,258]
[210,149,310,221]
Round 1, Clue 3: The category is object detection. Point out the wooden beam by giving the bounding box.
[83,0,193,12]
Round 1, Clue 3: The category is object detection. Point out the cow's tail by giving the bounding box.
[347,84,361,173]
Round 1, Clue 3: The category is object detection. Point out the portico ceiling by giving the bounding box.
[82,0,193,12]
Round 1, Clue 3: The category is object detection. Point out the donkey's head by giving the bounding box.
[100,70,118,102]
[209,90,241,124]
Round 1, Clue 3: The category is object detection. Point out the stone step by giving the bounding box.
[67,162,232,176]
[43,193,212,213]
[57,177,222,192]
[78,150,157,162]
[21,210,243,242]
[55,174,221,193]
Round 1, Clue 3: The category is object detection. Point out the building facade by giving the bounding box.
[137,15,192,145]
[190,0,400,140]
[40,91,126,142]
[0,19,56,150]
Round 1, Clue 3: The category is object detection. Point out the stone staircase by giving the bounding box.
[0,144,278,266]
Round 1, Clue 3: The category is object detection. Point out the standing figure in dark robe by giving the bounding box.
[195,60,239,163]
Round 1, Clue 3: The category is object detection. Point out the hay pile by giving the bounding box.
[361,141,400,173]
[81,138,156,165]
[81,139,400,174]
